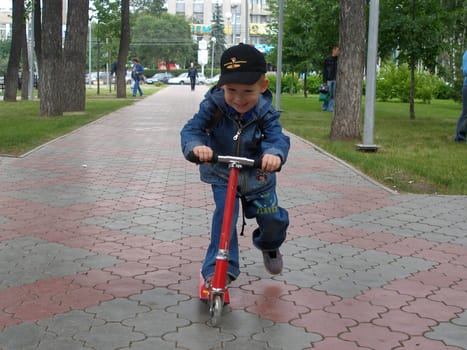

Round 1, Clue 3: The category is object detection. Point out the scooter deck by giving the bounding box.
[199,270,230,304]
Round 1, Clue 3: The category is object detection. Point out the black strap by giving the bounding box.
[239,195,247,236]
[206,108,223,134]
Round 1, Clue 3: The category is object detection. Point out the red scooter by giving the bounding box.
[189,153,261,325]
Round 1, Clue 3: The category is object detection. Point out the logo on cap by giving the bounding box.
[224,57,246,70]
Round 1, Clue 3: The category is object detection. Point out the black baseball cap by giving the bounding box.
[217,43,267,86]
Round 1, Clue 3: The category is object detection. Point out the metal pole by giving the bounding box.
[357,0,380,151]
[210,37,216,79]
[27,7,35,100]
[88,18,92,87]
[275,0,284,110]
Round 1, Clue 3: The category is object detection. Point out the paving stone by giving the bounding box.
[0,237,121,288]
[0,322,46,350]
[123,308,190,337]
[85,298,149,322]
[163,323,236,350]
[1,85,466,350]
[425,322,467,349]
[252,322,322,349]
[74,322,145,350]
[130,287,191,310]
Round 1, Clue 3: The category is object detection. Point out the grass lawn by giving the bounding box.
[0,84,161,156]
[1,85,466,195]
[279,94,467,195]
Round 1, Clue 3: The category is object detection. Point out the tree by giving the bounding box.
[131,13,194,69]
[116,0,130,98]
[20,18,29,100]
[92,0,121,87]
[130,0,165,15]
[211,3,226,63]
[379,0,449,119]
[4,0,25,102]
[330,0,365,140]
[63,0,89,112]
[40,0,63,116]
[267,0,339,75]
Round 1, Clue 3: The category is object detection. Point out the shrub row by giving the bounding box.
[267,63,456,102]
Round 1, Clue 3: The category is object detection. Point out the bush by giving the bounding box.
[376,62,454,103]
[267,72,322,95]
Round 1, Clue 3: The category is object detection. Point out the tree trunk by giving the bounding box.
[63,0,89,112]
[116,0,130,98]
[33,0,42,98]
[330,0,366,141]
[40,0,63,116]
[4,0,25,102]
[21,21,29,100]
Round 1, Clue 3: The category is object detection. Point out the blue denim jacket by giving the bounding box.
[181,86,290,197]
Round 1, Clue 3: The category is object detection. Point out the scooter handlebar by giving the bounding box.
[186,151,262,169]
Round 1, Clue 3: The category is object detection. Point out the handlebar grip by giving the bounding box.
[253,158,262,169]
[186,151,201,164]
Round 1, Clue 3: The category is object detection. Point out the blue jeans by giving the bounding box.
[202,185,289,280]
[455,85,467,142]
[132,79,143,96]
[322,80,336,112]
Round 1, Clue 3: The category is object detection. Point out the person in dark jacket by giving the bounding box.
[181,44,290,285]
[188,62,198,91]
[322,46,339,112]
[131,58,144,97]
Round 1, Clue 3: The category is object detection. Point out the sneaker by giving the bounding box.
[262,249,283,275]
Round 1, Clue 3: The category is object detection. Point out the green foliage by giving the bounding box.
[130,0,165,14]
[267,72,322,95]
[210,3,227,64]
[131,13,195,69]
[267,0,339,73]
[0,39,10,75]
[376,62,454,103]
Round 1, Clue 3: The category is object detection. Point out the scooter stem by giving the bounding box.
[211,163,241,291]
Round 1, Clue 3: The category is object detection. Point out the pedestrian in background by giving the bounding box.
[455,49,467,142]
[188,62,198,91]
[322,46,339,112]
[131,58,144,97]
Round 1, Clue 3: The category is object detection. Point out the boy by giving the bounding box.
[180,44,290,284]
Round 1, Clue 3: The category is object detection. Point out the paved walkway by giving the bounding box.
[1,85,466,350]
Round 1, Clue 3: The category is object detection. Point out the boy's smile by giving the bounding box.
[222,79,269,115]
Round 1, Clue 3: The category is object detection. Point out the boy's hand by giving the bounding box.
[262,154,281,172]
[193,145,213,162]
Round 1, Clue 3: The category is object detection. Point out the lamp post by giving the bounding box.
[210,37,216,79]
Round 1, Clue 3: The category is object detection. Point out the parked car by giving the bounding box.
[85,72,110,85]
[205,74,220,85]
[146,72,174,84]
[167,72,206,85]
[86,72,132,85]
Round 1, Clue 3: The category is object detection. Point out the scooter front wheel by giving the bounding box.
[209,294,223,325]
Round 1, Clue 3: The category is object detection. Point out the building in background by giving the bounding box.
[0,2,12,40]
[165,0,272,48]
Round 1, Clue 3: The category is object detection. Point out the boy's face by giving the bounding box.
[221,78,269,115]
